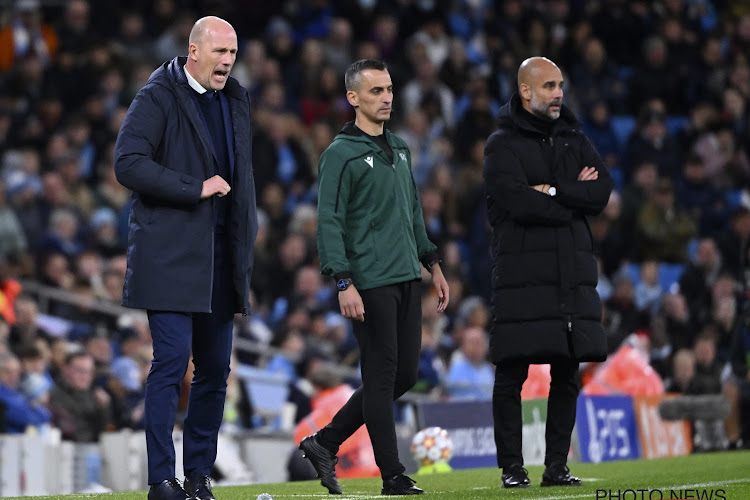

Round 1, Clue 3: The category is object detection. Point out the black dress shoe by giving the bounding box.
[183,475,216,500]
[148,479,192,500]
[381,474,424,495]
[299,433,342,494]
[540,463,582,487]
[502,464,530,488]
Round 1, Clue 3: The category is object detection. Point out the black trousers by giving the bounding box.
[493,358,580,468]
[317,281,422,478]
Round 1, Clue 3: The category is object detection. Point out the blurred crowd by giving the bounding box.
[0,0,749,449]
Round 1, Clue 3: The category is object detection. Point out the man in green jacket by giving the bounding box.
[300,59,450,496]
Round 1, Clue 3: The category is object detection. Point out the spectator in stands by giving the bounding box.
[0,0,58,72]
[580,100,620,168]
[628,36,683,114]
[676,154,728,237]
[8,294,43,353]
[0,351,50,433]
[620,161,658,238]
[113,16,258,500]
[689,332,723,395]
[0,181,28,260]
[571,38,627,115]
[634,177,697,262]
[622,102,682,180]
[715,208,750,282]
[445,327,493,400]
[402,56,455,130]
[660,292,696,351]
[666,348,695,393]
[48,351,113,442]
[634,261,663,314]
[483,57,612,489]
[605,273,645,350]
[680,238,725,328]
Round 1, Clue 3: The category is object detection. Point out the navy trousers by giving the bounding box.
[145,232,235,484]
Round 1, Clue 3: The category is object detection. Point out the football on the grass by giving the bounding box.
[410,426,453,466]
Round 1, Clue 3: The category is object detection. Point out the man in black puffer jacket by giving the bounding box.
[483,57,613,489]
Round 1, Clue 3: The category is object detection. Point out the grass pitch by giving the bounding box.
[6,451,749,499]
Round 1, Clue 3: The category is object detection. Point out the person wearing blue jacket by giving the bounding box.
[114,16,257,500]
[0,352,50,433]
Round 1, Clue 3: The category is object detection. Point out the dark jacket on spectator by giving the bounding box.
[48,382,112,442]
[483,94,613,363]
[114,57,258,313]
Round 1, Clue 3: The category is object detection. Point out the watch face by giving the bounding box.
[337,280,347,290]
[549,187,556,196]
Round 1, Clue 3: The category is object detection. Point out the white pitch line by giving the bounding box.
[528,478,750,500]
[255,479,750,499]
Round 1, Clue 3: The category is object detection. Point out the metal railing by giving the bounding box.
[18,279,435,403]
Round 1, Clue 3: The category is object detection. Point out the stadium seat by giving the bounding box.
[725,189,743,210]
[621,262,686,292]
[665,116,688,137]
[658,263,686,293]
[611,115,636,150]
[235,364,290,427]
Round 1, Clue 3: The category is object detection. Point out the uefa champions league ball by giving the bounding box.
[410,426,453,466]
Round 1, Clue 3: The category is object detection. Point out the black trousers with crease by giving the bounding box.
[317,280,422,478]
[493,357,580,468]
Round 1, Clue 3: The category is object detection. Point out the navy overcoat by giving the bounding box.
[115,57,258,314]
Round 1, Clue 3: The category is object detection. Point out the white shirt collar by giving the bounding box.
[183,64,209,95]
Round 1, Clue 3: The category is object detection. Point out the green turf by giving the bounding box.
[7,451,750,499]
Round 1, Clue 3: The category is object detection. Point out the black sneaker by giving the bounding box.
[502,464,530,488]
[299,433,342,494]
[183,475,215,500]
[381,474,424,495]
[540,463,582,487]
[148,479,192,500]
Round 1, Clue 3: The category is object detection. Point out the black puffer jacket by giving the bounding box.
[483,94,613,363]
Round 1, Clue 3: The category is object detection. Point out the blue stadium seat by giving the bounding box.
[610,168,624,192]
[665,116,688,137]
[658,263,686,293]
[611,115,636,150]
[621,262,686,293]
[624,262,641,286]
[235,364,290,425]
[725,190,743,210]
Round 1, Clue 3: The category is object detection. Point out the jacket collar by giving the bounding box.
[497,93,580,136]
[148,56,246,100]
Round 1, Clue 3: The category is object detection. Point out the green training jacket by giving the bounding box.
[316,122,439,290]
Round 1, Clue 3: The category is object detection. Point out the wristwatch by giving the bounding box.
[337,278,353,291]
[548,186,557,197]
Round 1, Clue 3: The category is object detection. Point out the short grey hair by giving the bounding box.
[344,59,388,92]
